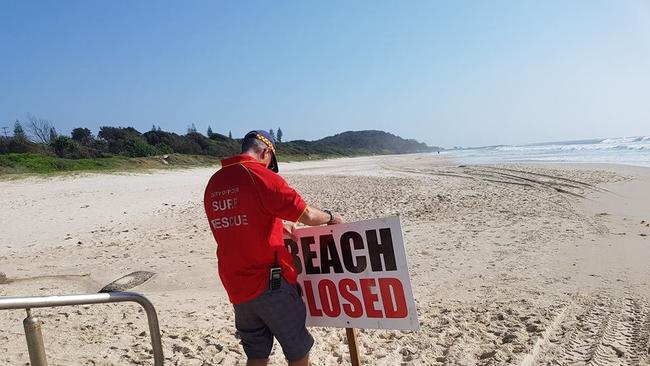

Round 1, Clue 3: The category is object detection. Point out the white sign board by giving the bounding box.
[284,216,419,330]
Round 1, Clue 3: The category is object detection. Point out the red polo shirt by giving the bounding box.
[203,154,307,304]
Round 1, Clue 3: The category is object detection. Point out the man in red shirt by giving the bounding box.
[204,130,343,366]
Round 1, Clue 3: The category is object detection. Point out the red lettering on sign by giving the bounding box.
[379,278,408,318]
[318,279,341,317]
[359,278,382,318]
[339,279,363,318]
[301,277,409,320]
[303,280,322,317]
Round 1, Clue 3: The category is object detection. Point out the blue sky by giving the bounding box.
[1,1,649,148]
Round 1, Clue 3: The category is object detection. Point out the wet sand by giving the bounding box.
[1,154,649,365]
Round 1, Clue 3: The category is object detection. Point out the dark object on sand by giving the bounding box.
[0,272,8,285]
[99,271,156,293]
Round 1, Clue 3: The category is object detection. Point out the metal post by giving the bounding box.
[345,327,361,366]
[0,292,163,365]
[23,308,48,366]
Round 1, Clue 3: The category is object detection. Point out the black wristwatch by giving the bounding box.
[324,209,335,225]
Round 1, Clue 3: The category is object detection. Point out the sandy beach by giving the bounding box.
[1,153,649,365]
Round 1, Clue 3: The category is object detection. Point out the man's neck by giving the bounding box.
[242,151,262,162]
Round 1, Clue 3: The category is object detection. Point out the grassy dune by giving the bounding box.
[0,153,221,176]
[0,152,341,177]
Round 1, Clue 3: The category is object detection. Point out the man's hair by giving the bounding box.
[241,137,267,153]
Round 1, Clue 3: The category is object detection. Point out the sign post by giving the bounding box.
[346,328,361,366]
[284,216,419,365]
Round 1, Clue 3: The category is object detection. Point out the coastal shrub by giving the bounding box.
[143,131,198,154]
[207,132,240,156]
[154,143,174,154]
[143,130,183,150]
[125,137,160,157]
[51,136,81,158]
[71,127,94,146]
[50,136,105,159]
[143,130,238,157]
[98,126,144,154]
[0,136,48,155]
[174,132,205,155]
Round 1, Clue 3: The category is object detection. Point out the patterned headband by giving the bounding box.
[256,133,276,154]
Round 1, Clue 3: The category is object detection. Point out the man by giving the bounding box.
[203,130,343,366]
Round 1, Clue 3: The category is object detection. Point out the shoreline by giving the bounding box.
[1,154,649,365]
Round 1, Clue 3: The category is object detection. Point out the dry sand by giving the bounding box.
[1,154,649,365]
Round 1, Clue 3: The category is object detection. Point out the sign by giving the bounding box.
[284,216,419,330]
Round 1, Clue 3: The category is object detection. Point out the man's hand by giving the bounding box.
[283,221,299,242]
[329,212,344,225]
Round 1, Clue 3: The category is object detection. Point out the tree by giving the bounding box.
[187,123,197,134]
[277,127,283,143]
[51,136,83,159]
[125,138,159,157]
[27,115,56,143]
[228,131,232,139]
[13,120,27,140]
[49,127,58,142]
[98,126,143,154]
[71,127,93,145]
[207,126,214,138]
[269,129,276,141]
[157,125,162,132]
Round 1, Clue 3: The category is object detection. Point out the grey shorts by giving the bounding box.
[233,278,314,361]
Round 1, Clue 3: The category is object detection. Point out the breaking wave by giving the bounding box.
[445,136,650,167]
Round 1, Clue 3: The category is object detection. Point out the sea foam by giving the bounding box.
[444,136,650,167]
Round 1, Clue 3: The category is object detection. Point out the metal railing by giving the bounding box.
[0,292,164,366]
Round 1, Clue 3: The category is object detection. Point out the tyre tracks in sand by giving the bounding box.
[524,294,650,366]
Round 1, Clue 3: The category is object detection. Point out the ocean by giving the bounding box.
[443,136,650,167]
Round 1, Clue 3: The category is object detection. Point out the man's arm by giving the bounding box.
[298,206,344,226]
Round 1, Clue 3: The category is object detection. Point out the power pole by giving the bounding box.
[1,126,8,137]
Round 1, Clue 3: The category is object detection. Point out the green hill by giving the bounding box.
[278,130,439,157]
[318,130,438,154]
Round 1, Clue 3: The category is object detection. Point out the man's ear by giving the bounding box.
[262,148,271,161]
